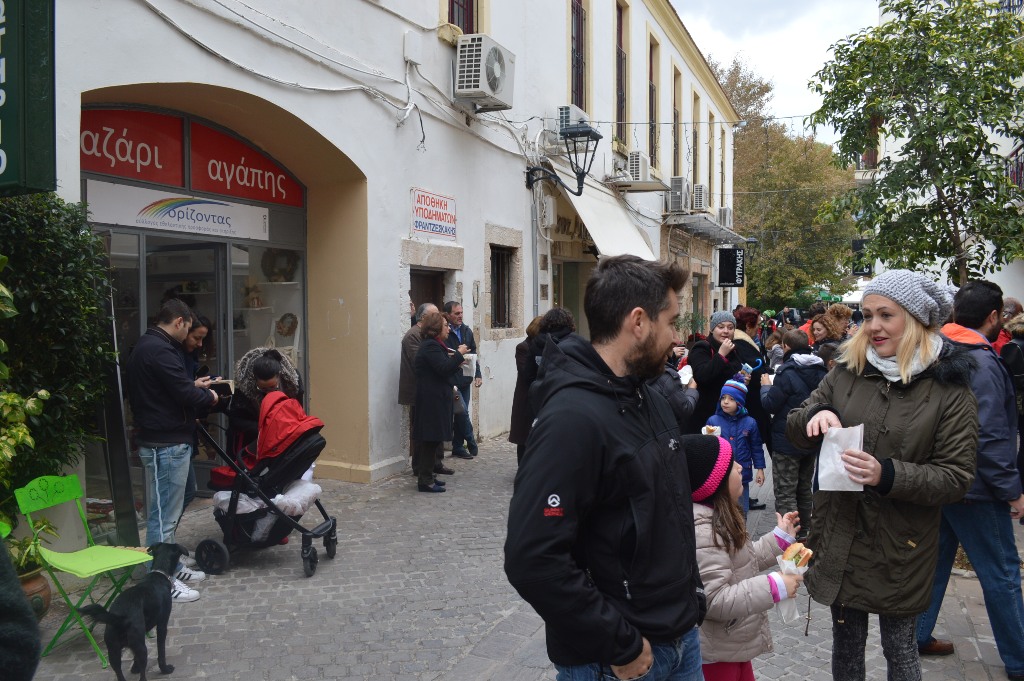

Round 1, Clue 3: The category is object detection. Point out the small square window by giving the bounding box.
[490,246,514,329]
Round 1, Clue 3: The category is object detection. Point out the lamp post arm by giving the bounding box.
[525,167,585,196]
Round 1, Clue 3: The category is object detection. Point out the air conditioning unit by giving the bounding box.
[717,206,733,228]
[556,104,588,134]
[455,34,516,111]
[667,176,691,213]
[628,151,651,182]
[692,183,709,212]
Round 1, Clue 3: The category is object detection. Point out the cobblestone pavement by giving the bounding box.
[34,439,1024,680]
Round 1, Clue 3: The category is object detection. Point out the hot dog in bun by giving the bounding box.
[782,542,813,567]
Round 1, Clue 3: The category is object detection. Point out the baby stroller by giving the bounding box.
[195,391,337,577]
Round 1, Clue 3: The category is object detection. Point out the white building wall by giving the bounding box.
[55,0,734,465]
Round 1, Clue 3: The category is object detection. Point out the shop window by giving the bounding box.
[449,0,476,34]
[490,246,514,328]
[232,245,306,377]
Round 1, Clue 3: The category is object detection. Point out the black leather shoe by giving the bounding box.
[749,501,767,510]
[434,464,455,475]
[468,443,479,457]
[451,449,474,460]
[417,482,446,493]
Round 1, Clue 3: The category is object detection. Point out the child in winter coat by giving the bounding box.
[684,434,802,681]
[705,377,764,516]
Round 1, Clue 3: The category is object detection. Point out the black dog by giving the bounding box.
[79,543,187,681]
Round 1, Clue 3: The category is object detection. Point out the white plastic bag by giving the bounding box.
[461,353,477,377]
[775,555,811,623]
[817,424,865,492]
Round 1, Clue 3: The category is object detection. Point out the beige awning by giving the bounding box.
[554,167,656,261]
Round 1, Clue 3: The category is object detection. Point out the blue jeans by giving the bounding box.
[138,443,192,546]
[452,385,477,453]
[916,500,1024,677]
[740,481,750,519]
[553,626,704,681]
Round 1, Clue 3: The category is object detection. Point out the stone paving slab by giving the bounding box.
[33,439,1024,680]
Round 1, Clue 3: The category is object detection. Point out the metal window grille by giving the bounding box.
[673,107,680,178]
[649,84,658,168]
[615,5,626,141]
[571,0,587,110]
[490,247,513,329]
[1001,0,1023,13]
[449,0,475,34]
[1009,145,1024,189]
[692,128,699,183]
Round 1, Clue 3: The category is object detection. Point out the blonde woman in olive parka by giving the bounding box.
[785,270,978,681]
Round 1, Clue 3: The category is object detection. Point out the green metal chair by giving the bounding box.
[14,474,152,668]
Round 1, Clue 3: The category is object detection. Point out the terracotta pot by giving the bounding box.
[19,568,52,621]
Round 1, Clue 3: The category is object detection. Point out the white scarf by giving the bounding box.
[866,333,943,384]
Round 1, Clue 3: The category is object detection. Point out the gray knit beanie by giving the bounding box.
[709,311,736,329]
[862,269,953,328]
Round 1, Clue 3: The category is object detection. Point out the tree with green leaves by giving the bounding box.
[811,0,1024,285]
[709,56,859,310]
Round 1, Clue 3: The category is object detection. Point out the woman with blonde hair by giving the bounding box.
[786,269,978,681]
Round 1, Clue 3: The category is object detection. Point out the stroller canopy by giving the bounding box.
[258,391,325,461]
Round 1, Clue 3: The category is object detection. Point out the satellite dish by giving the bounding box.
[485,46,505,93]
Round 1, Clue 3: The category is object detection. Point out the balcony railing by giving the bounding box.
[649,82,658,168]
[1000,0,1023,14]
[616,48,627,142]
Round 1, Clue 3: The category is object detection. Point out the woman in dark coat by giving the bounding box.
[413,311,468,493]
[509,316,543,463]
[686,310,743,433]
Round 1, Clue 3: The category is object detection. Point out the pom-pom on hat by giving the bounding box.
[684,435,734,502]
[710,310,736,330]
[720,376,748,407]
[862,269,953,328]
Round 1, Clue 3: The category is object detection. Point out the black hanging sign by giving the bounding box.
[852,239,873,276]
[718,248,745,287]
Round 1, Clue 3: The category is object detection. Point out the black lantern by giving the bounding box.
[526,122,603,196]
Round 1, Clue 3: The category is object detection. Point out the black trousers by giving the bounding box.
[416,441,442,487]
[831,604,920,681]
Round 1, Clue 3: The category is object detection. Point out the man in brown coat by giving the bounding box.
[399,303,441,469]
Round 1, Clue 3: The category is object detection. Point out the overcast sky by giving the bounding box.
[671,0,880,145]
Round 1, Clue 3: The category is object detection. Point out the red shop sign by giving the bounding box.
[80,110,185,186]
[190,122,303,207]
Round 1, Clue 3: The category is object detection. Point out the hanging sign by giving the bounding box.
[86,179,270,241]
[852,239,873,276]
[718,248,745,287]
[190,122,304,208]
[0,1,57,196]
[80,109,185,186]
[411,187,457,240]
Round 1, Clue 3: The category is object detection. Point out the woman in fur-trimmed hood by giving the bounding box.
[227,347,304,451]
[786,269,978,681]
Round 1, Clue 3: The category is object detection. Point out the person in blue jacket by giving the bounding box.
[705,377,764,517]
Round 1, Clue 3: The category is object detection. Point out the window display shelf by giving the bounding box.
[240,307,274,312]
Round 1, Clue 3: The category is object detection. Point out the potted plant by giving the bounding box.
[5,517,58,619]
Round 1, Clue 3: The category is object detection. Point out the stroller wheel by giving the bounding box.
[325,533,337,559]
[302,546,318,577]
[195,539,230,575]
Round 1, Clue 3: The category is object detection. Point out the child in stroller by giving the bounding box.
[195,389,337,577]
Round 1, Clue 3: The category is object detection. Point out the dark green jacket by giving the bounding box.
[786,341,978,616]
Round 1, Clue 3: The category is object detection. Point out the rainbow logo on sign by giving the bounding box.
[138,198,229,218]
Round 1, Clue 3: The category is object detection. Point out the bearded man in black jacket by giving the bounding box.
[505,255,706,681]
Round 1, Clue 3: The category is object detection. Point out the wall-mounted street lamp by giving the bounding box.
[525,122,603,196]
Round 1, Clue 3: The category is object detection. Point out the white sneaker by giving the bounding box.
[176,565,206,582]
[171,578,200,602]
[181,555,197,568]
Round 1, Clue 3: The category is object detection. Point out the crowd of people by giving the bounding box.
[503,258,1024,681]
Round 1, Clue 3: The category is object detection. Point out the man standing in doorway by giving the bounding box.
[399,303,452,475]
[127,299,219,603]
[917,281,1024,681]
[444,301,481,459]
[505,256,705,681]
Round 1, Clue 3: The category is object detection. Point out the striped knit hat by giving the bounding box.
[684,435,734,502]
[720,376,748,407]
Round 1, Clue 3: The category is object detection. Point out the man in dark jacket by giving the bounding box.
[918,281,1024,680]
[127,299,218,602]
[399,303,439,469]
[443,301,481,459]
[505,256,705,681]
[759,329,826,537]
